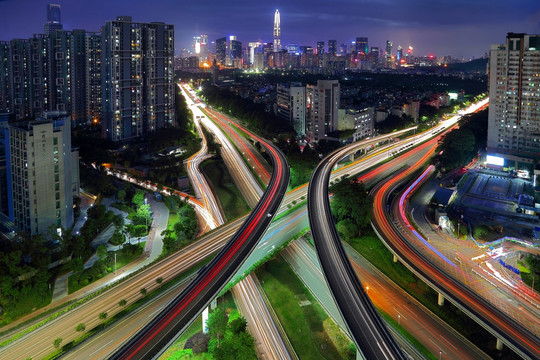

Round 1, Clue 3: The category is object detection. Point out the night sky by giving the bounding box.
[1,0,539,59]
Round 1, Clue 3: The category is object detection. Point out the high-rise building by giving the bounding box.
[328,40,337,57]
[85,32,102,124]
[69,29,87,125]
[193,35,208,60]
[44,4,63,35]
[487,33,540,170]
[262,42,273,69]
[356,37,368,55]
[286,43,299,54]
[248,42,262,66]
[317,41,325,55]
[230,36,242,60]
[1,112,79,235]
[273,10,281,52]
[370,47,380,68]
[385,40,393,67]
[216,37,227,64]
[101,16,175,141]
[300,46,313,54]
[306,80,340,142]
[0,30,98,125]
[0,42,10,113]
[396,46,403,63]
[276,82,306,136]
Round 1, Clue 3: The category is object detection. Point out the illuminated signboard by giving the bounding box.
[448,92,458,101]
[486,155,504,166]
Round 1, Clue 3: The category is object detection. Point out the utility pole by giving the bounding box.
[114,253,117,275]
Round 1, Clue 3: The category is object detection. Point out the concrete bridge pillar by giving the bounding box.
[202,306,209,334]
[438,292,445,306]
[496,338,503,351]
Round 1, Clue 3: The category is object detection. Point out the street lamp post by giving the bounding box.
[144,196,148,229]
[398,314,401,326]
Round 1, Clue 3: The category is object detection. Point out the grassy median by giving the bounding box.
[201,158,250,220]
[257,256,354,360]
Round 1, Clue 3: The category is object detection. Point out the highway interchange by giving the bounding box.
[2,91,539,359]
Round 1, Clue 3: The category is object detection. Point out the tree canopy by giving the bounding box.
[330,177,372,239]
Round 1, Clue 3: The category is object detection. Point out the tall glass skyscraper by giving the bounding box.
[273,10,281,52]
[44,3,63,34]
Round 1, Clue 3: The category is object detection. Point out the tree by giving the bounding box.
[525,254,540,275]
[336,219,359,240]
[140,288,147,296]
[206,307,228,347]
[99,312,108,320]
[75,323,86,332]
[46,225,75,256]
[117,189,126,203]
[330,177,372,237]
[132,190,145,208]
[124,223,135,245]
[132,225,147,244]
[211,332,257,360]
[53,337,62,349]
[473,225,490,240]
[156,277,163,284]
[109,231,125,246]
[97,244,108,261]
[135,204,152,227]
[70,258,84,273]
[112,214,125,229]
[433,128,476,171]
[119,299,127,307]
[174,204,198,240]
[229,317,247,334]
[185,332,210,354]
[162,234,177,255]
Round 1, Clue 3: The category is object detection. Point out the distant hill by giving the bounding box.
[447,58,488,73]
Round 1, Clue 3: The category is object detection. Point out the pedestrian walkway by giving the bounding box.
[50,196,166,303]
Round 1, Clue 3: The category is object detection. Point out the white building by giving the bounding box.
[306,80,340,142]
[5,112,79,235]
[276,83,306,136]
[487,33,540,170]
[338,108,374,142]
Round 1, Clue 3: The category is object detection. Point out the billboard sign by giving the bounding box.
[486,155,504,167]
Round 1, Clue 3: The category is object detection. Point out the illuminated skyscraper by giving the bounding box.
[385,40,392,58]
[396,46,403,62]
[44,3,63,34]
[487,33,540,169]
[101,16,175,141]
[356,37,368,54]
[273,10,281,52]
[216,37,227,64]
[317,41,325,55]
[328,40,337,56]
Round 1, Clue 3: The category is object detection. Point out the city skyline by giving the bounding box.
[0,0,539,58]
